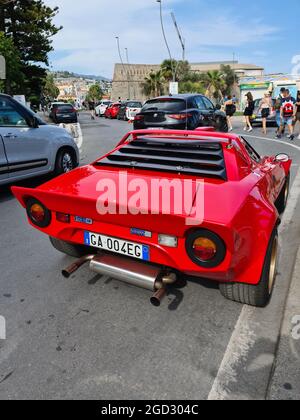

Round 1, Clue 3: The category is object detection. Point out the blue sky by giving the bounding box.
[45,0,300,78]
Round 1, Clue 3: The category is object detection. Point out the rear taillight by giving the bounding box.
[26,198,51,228]
[186,229,226,268]
[134,115,144,121]
[56,212,70,223]
[168,114,191,120]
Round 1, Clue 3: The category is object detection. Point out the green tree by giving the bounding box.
[42,73,59,101]
[161,59,190,82]
[201,70,226,101]
[179,80,205,94]
[87,83,103,102]
[220,64,238,96]
[142,71,165,98]
[0,31,23,94]
[1,0,61,101]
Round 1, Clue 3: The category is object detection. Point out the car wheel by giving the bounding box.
[219,229,279,307]
[49,237,90,258]
[276,173,290,214]
[124,114,128,122]
[54,149,76,176]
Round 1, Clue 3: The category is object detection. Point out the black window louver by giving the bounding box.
[95,137,227,180]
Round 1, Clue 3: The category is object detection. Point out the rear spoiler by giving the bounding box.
[117,127,234,147]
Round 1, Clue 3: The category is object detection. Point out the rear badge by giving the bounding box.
[75,216,93,225]
[131,228,152,238]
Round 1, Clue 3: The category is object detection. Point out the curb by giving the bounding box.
[267,246,300,400]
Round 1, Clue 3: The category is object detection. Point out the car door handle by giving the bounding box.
[3,133,17,139]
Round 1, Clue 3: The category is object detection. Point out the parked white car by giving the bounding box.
[95,101,112,117]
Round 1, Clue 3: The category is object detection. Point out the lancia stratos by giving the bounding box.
[12,128,291,307]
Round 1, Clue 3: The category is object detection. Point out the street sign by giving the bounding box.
[169,82,179,95]
[0,55,6,80]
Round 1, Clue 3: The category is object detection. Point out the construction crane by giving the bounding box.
[171,12,186,61]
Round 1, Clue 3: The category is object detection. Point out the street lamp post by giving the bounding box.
[156,0,176,83]
[115,36,130,100]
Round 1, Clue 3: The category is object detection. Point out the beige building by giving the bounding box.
[111,61,264,101]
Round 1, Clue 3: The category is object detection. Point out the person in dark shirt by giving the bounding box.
[243,92,255,132]
[294,91,300,140]
[278,89,296,141]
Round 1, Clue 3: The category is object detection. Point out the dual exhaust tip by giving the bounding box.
[62,254,177,307]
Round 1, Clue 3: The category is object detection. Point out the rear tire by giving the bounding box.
[276,173,290,214]
[219,229,279,307]
[49,237,90,258]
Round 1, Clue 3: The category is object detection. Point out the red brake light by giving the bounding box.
[193,238,217,261]
[169,114,190,120]
[56,212,70,223]
[134,115,144,121]
[26,198,51,228]
[30,203,45,223]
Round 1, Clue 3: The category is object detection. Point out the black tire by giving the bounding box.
[54,149,76,176]
[219,229,279,307]
[276,173,290,214]
[49,237,90,258]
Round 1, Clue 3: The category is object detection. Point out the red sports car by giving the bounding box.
[104,102,121,119]
[12,129,291,308]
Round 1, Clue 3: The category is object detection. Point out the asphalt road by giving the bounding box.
[0,113,300,400]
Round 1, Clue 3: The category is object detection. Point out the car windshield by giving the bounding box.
[142,99,186,112]
[56,104,74,111]
[127,102,142,108]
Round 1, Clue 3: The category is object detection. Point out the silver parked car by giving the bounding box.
[0,94,79,186]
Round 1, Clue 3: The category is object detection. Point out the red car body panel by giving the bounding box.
[12,129,291,286]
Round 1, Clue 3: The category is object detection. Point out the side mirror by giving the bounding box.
[28,116,39,128]
[215,104,222,110]
[275,153,289,163]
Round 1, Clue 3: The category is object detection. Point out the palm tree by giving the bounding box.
[142,71,165,98]
[201,70,226,101]
[161,59,177,82]
[161,59,190,83]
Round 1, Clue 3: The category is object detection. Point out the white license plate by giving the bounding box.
[84,232,150,261]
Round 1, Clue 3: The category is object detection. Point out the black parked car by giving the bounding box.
[49,103,78,124]
[133,94,228,132]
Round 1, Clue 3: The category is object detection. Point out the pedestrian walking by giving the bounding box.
[294,91,300,140]
[88,99,96,120]
[258,92,273,135]
[243,92,254,132]
[278,89,296,141]
[224,95,236,132]
[275,87,286,138]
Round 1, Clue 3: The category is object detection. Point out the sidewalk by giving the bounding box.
[268,247,300,400]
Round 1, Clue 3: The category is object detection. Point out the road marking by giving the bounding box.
[239,133,300,152]
[207,135,300,401]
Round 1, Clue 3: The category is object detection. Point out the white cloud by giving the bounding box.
[45,0,279,77]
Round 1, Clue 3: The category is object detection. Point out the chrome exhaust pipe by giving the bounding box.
[62,253,177,306]
[89,254,162,291]
[62,255,95,278]
[150,288,167,307]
